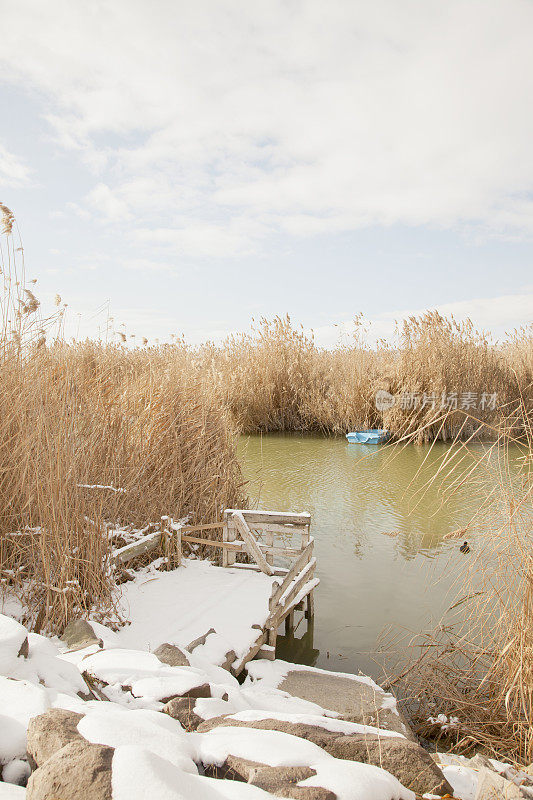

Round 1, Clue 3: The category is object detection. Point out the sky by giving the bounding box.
[0,0,532,347]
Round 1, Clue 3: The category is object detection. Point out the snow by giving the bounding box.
[221,709,404,738]
[194,681,339,721]
[80,648,211,704]
[196,724,333,767]
[245,658,400,718]
[196,726,415,800]
[0,616,27,675]
[0,783,26,798]
[0,676,50,763]
[0,580,419,800]
[78,704,198,774]
[113,559,276,665]
[1,758,30,785]
[434,754,479,800]
[299,759,416,800]
[111,745,270,800]
[246,657,386,693]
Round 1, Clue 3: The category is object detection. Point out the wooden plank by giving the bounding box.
[231,629,268,676]
[246,522,310,534]
[278,558,315,607]
[269,539,314,610]
[267,627,278,648]
[258,543,303,558]
[162,515,181,568]
[257,643,276,661]
[232,512,274,576]
[112,531,162,565]
[265,578,320,630]
[225,509,311,526]
[180,522,224,533]
[174,524,182,567]
[306,591,314,619]
[228,563,288,577]
[181,535,243,551]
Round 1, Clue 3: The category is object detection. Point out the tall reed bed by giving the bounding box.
[386,401,533,764]
[0,206,245,632]
[199,314,532,439]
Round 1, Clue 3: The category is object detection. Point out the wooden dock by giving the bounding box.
[112,508,318,675]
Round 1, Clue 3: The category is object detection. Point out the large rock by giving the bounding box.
[197,716,335,748]
[61,620,101,651]
[247,764,335,800]
[474,766,523,800]
[277,669,413,739]
[212,757,335,800]
[152,642,191,667]
[327,733,451,796]
[26,739,113,800]
[197,716,451,796]
[163,696,204,731]
[27,709,84,768]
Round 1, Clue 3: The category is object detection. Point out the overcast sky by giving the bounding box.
[1,0,532,346]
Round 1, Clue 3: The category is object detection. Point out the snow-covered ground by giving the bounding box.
[0,611,419,800]
[0,559,522,800]
[113,559,276,665]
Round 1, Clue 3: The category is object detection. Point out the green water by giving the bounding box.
[238,433,506,682]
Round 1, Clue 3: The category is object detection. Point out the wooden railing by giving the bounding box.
[110,508,317,675]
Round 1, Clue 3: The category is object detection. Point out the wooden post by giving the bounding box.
[305,590,314,619]
[173,519,182,568]
[301,521,310,550]
[223,510,236,567]
[265,529,274,567]
[285,609,295,636]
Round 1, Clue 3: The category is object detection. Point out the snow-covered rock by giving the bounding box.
[27,709,84,767]
[0,615,28,675]
[26,739,113,800]
[77,704,198,774]
[245,659,413,739]
[0,676,50,764]
[196,713,451,796]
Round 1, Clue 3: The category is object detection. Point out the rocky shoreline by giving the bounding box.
[1,613,531,800]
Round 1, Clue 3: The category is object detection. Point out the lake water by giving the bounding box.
[238,433,504,682]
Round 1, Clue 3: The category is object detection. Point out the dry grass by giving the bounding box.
[199,313,532,439]
[385,401,533,765]
[0,206,245,633]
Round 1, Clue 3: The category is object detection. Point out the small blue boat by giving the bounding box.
[346,429,390,444]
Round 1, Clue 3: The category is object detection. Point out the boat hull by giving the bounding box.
[346,429,389,444]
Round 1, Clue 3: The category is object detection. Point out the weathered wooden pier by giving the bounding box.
[112,508,318,675]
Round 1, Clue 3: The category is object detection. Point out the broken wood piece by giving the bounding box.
[232,512,274,576]
[186,628,216,652]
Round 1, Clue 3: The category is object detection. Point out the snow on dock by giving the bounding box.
[112,508,318,675]
[114,558,276,667]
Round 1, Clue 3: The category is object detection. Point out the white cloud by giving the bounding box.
[0,142,30,187]
[1,0,533,255]
[314,292,533,348]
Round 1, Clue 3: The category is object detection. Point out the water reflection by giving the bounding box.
[238,433,512,681]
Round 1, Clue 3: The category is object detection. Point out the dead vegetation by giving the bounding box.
[0,205,245,632]
[386,401,533,766]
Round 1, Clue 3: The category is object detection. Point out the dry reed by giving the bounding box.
[0,205,245,633]
[385,401,533,765]
[198,313,532,439]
